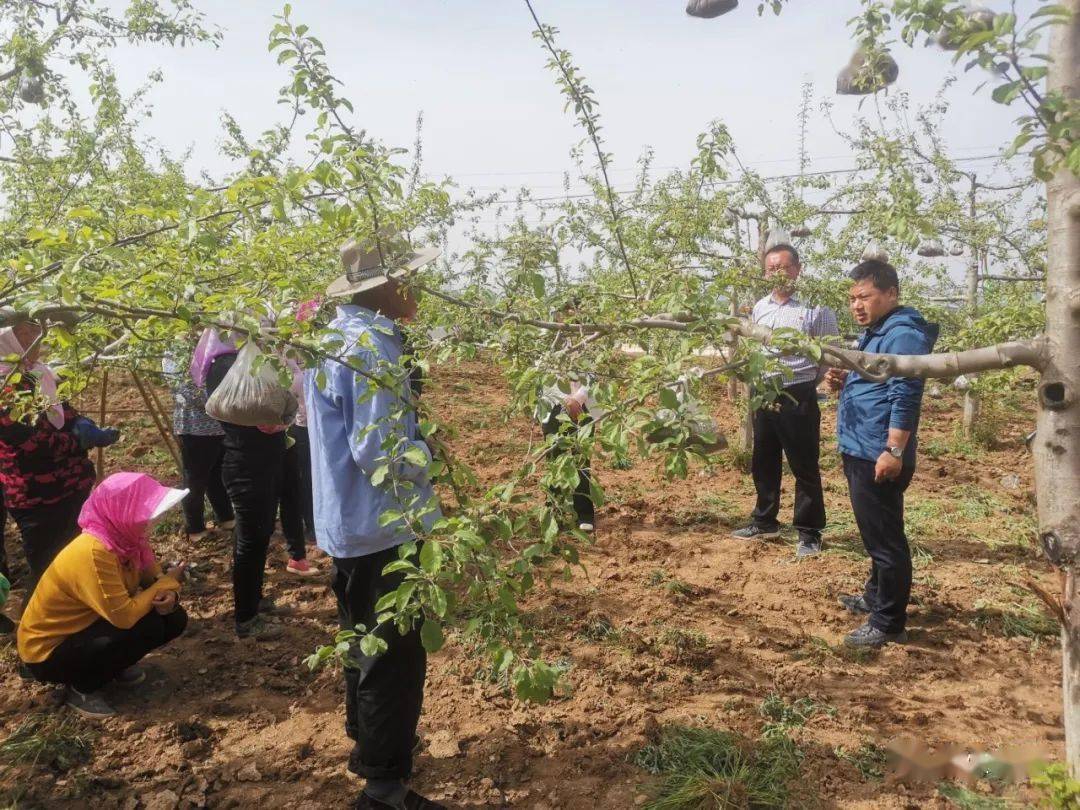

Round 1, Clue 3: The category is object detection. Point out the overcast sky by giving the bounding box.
[105,1,1037,191]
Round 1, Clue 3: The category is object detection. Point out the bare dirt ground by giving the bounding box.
[0,362,1062,809]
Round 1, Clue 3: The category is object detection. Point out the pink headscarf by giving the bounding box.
[189,328,238,388]
[0,326,65,429]
[78,472,175,570]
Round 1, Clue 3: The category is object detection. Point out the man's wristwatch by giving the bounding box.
[885,445,904,459]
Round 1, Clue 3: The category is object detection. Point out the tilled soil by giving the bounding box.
[0,362,1061,808]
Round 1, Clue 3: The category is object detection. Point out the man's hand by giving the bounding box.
[824,368,848,393]
[563,397,584,422]
[164,563,188,583]
[874,451,902,483]
[152,590,178,615]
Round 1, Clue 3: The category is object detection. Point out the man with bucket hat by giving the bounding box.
[306,232,445,810]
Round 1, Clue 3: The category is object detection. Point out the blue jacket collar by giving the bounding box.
[336,304,397,335]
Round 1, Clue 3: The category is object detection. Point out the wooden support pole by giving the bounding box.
[130,371,182,475]
[96,370,108,481]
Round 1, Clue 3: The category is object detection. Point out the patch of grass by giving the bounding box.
[656,626,714,667]
[973,599,1058,642]
[579,615,620,643]
[758,694,835,736]
[936,782,1013,809]
[669,493,740,527]
[0,714,95,772]
[791,635,877,665]
[658,627,710,652]
[645,569,698,600]
[633,724,802,809]
[834,742,888,781]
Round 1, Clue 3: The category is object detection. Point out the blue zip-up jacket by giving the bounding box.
[837,306,940,468]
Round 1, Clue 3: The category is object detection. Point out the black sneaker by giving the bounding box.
[354,789,446,810]
[838,594,872,615]
[236,615,283,640]
[731,524,780,541]
[795,534,822,558]
[844,622,906,648]
[66,687,116,718]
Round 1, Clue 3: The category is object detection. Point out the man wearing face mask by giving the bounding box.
[825,259,939,648]
[732,243,839,558]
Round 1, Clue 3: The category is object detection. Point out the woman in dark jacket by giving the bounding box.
[0,321,119,596]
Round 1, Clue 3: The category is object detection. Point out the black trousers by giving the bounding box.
[177,434,234,535]
[333,547,427,780]
[842,454,916,634]
[541,407,595,526]
[27,607,187,693]
[221,430,285,624]
[278,425,314,560]
[750,381,826,536]
[9,490,88,598]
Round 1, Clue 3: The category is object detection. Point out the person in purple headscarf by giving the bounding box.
[17,472,189,717]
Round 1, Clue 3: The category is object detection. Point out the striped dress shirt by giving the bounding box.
[751,293,840,387]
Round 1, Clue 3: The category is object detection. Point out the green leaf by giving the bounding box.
[659,387,679,410]
[378,509,403,527]
[419,540,444,575]
[359,633,388,657]
[420,618,445,653]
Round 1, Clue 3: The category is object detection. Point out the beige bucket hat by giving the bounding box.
[328,232,441,299]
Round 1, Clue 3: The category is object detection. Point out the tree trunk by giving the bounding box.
[1036,0,1080,776]
[963,179,981,439]
[962,389,980,438]
[728,287,739,400]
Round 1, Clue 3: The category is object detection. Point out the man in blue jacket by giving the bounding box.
[826,259,939,648]
[307,235,445,810]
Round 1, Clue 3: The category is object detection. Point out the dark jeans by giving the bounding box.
[221,429,285,625]
[27,607,187,693]
[842,454,916,634]
[750,381,826,537]
[333,546,427,780]
[541,406,595,526]
[177,434,234,535]
[9,490,88,598]
[278,425,314,560]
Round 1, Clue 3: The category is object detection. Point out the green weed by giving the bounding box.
[936,781,1014,809]
[973,599,1057,642]
[669,493,740,527]
[791,635,876,665]
[1031,762,1080,809]
[646,569,698,600]
[834,741,888,781]
[759,694,835,737]
[634,724,802,809]
[0,713,95,772]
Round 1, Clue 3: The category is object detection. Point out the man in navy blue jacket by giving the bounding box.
[825,259,939,648]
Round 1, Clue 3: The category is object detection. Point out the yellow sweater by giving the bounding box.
[17,533,181,664]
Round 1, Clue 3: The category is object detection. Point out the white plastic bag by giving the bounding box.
[204,341,298,428]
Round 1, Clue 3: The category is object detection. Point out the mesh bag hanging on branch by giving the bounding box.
[686,0,738,19]
[646,378,727,453]
[936,4,995,51]
[949,242,966,256]
[765,227,793,253]
[861,241,889,263]
[836,48,899,95]
[204,341,298,428]
[916,239,945,258]
[790,225,812,238]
